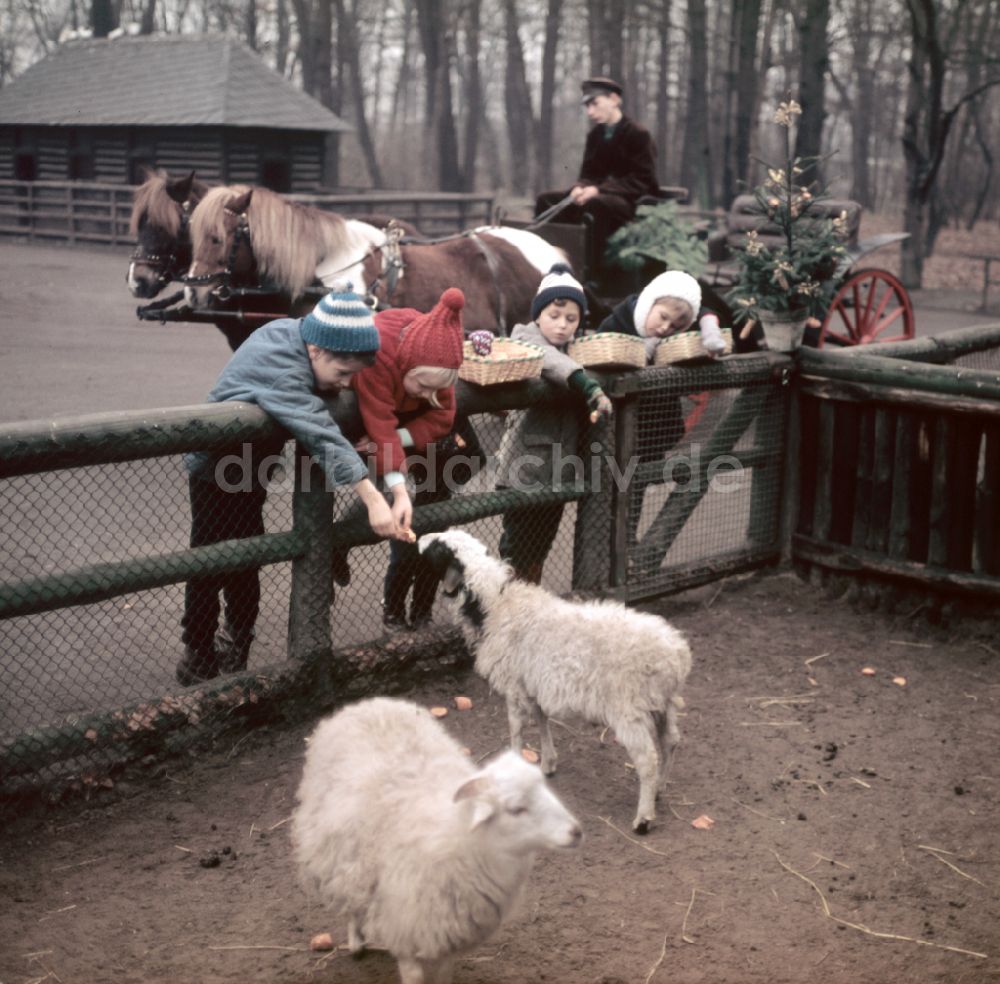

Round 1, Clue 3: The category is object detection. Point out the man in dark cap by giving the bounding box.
[534,77,660,283]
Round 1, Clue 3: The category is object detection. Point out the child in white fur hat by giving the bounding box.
[596,270,725,566]
[597,269,728,360]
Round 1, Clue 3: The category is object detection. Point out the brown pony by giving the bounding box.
[185,184,567,335]
[127,169,210,298]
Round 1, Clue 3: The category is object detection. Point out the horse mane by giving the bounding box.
[129,168,208,237]
[193,184,356,297]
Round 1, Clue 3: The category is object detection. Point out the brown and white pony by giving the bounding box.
[127,169,209,299]
[185,184,567,335]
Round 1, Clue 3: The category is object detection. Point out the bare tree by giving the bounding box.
[335,0,384,187]
[90,0,118,36]
[459,0,483,191]
[415,0,462,189]
[900,0,1000,286]
[793,0,830,178]
[503,0,535,194]
[653,0,672,186]
[681,0,712,205]
[536,0,563,191]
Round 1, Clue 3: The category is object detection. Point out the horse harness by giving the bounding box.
[183,206,253,300]
[131,198,195,289]
[365,226,508,333]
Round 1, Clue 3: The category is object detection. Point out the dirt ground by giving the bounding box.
[1,569,998,984]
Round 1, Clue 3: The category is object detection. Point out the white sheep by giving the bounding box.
[291,696,582,984]
[419,529,692,833]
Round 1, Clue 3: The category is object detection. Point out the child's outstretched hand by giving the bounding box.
[390,483,413,533]
[588,388,613,423]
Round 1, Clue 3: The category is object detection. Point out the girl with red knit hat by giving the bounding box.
[350,286,471,629]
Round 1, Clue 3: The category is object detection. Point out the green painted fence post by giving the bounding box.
[287,447,335,665]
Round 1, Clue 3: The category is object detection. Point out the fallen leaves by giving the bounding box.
[453,695,473,711]
[691,815,715,830]
[309,932,335,951]
[429,706,448,718]
[521,748,540,764]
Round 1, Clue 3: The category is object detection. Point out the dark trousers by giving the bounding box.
[535,189,634,273]
[181,476,266,654]
[499,501,566,582]
[383,540,441,621]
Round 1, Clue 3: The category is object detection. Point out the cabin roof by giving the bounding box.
[0,34,352,132]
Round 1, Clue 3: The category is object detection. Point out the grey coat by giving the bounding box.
[494,321,588,492]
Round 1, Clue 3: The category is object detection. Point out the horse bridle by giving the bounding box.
[129,199,194,288]
[183,207,254,300]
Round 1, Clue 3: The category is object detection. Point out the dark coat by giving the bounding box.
[577,115,660,204]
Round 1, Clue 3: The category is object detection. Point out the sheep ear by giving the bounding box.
[454,775,495,829]
[440,562,465,597]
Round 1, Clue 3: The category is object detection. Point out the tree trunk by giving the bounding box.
[681,0,712,206]
[792,0,830,180]
[139,0,156,35]
[733,0,763,188]
[336,0,384,188]
[461,0,483,191]
[654,0,671,186]
[90,0,118,37]
[537,0,563,192]
[275,0,290,75]
[415,0,462,190]
[503,0,535,194]
[244,0,258,50]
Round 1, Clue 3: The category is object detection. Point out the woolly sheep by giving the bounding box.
[291,696,581,984]
[419,529,692,833]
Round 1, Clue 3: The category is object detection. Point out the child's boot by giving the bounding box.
[175,645,221,687]
[215,622,252,674]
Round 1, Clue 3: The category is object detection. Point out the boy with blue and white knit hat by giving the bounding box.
[177,285,406,687]
[494,263,611,583]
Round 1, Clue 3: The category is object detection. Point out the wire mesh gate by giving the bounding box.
[0,358,789,795]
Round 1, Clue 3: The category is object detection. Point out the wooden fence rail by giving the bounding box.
[0,179,496,246]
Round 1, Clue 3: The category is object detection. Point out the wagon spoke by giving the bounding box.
[819,269,915,347]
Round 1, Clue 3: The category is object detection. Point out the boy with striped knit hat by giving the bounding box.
[178,286,405,686]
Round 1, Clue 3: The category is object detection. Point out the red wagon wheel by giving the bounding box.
[818,268,915,347]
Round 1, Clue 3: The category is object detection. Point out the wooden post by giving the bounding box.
[609,395,638,588]
[287,448,335,665]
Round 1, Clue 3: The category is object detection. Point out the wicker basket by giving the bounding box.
[458,337,544,385]
[654,328,733,366]
[567,333,647,369]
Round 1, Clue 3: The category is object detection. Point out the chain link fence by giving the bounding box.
[1,358,788,797]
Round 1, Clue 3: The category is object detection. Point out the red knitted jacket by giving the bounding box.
[350,309,456,477]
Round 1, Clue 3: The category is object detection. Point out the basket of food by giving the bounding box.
[654,328,733,366]
[566,332,647,370]
[458,332,544,385]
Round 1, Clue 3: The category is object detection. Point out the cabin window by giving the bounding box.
[261,157,291,193]
[14,153,37,181]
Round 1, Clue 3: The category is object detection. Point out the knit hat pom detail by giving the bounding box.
[440,287,465,312]
[395,287,467,371]
[300,286,380,353]
[531,263,587,321]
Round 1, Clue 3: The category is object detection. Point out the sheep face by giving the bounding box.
[457,750,582,851]
[419,531,511,628]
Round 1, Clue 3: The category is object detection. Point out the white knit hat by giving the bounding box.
[633,271,702,336]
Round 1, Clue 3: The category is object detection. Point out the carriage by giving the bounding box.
[505,188,915,349]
